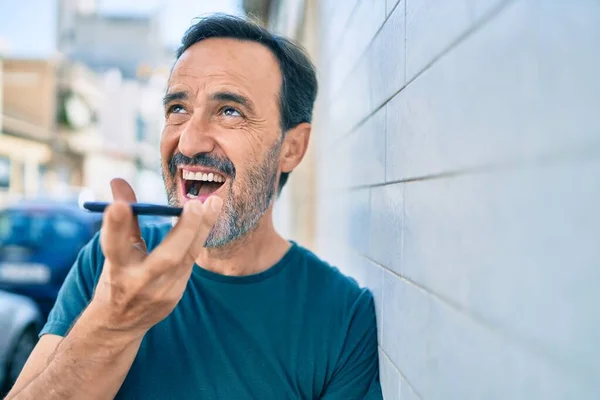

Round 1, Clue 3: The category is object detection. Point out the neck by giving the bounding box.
[194,207,291,276]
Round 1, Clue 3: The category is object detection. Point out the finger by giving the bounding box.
[171,196,223,278]
[185,196,223,261]
[145,197,223,274]
[110,177,138,203]
[166,197,223,290]
[100,201,134,266]
[110,178,145,251]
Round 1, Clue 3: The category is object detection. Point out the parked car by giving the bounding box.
[0,199,171,319]
[0,199,103,319]
[0,290,43,395]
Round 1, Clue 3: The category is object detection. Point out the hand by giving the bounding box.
[89,178,222,338]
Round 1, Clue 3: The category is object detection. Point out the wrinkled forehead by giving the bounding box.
[169,38,283,106]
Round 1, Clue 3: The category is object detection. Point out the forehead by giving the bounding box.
[169,38,282,101]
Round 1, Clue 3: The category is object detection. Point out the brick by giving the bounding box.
[387,0,600,182]
[322,137,350,191]
[386,0,401,17]
[369,182,403,273]
[381,272,427,395]
[466,0,507,22]
[344,188,371,256]
[382,271,598,399]
[405,0,471,81]
[346,57,373,138]
[333,109,383,191]
[384,92,407,183]
[320,0,359,56]
[315,192,350,265]
[402,161,600,382]
[400,377,420,400]
[370,1,406,110]
[380,350,402,400]
[326,54,372,141]
[348,106,386,187]
[330,0,386,96]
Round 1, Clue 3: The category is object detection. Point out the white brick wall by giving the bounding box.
[314,0,600,398]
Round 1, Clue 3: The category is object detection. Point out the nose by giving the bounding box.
[177,114,216,158]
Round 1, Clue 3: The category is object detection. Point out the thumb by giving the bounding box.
[110,178,145,251]
[144,196,223,270]
[110,178,137,203]
[100,201,135,266]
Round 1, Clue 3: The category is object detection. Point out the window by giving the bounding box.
[51,214,81,240]
[0,157,9,188]
[0,211,47,246]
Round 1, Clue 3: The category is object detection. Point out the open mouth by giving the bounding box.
[181,168,226,201]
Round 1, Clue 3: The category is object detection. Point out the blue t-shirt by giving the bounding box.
[41,223,383,399]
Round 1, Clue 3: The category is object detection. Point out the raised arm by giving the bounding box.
[6,180,221,399]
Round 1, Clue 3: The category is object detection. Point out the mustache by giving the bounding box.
[167,152,236,179]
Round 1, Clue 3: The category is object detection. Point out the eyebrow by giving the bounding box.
[211,91,255,114]
[163,91,188,107]
[162,90,256,113]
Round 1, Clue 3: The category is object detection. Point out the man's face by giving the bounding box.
[161,38,284,247]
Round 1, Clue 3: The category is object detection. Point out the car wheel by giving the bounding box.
[6,326,38,390]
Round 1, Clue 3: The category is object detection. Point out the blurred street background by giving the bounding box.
[0,0,244,206]
[2,0,600,399]
[0,0,245,394]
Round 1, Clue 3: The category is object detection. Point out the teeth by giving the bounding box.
[187,193,198,198]
[182,170,225,183]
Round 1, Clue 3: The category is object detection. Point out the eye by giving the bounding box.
[167,104,186,114]
[221,106,242,117]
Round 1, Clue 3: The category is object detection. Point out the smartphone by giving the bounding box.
[83,202,183,217]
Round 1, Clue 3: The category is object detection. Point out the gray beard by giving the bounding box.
[161,139,281,248]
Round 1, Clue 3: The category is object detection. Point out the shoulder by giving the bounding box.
[292,244,375,317]
[291,245,378,373]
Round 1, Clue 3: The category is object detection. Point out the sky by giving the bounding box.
[0,0,243,58]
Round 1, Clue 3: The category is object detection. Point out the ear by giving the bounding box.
[279,122,311,173]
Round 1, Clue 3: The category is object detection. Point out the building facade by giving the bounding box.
[58,0,166,80]
[55,0,169,203]
[0,58,58,205]
[248,0,600,398]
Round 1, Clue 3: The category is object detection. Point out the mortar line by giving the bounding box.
[332,0,403,99]
[329,0,362,56]
[403,0,407,85]
[329,0,516,145]
[357,252,597,384]
[344,145,600,191]
[380,346,424,400]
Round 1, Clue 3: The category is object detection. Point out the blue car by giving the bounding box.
[0,200,103,319]
[0,199,172,320]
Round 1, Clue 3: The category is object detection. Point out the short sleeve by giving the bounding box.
[39,232,102,338]
[321,289,383,399]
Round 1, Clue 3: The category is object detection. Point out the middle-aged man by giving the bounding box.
[7,14,382,399]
